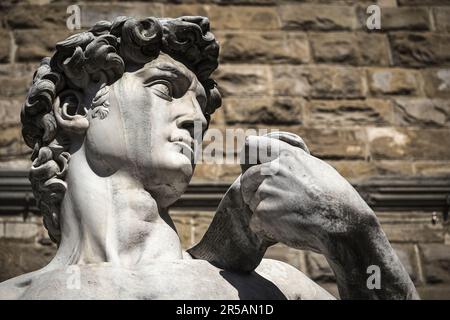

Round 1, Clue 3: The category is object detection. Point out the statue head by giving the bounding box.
[20,16,221,243]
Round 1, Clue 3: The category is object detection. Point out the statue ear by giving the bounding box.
[53,90,89,135]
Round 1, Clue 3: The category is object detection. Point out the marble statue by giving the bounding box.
[0,16,418,300]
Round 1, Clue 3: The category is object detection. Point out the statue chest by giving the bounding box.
[19,260,291,300]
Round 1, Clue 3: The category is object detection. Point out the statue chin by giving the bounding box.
[142,158,194,208]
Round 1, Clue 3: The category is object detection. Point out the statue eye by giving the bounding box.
[146,81,173,101]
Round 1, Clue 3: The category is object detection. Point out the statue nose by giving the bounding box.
[176,93,208,138]
[177,116,207,140]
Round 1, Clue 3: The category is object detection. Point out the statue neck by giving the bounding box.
[50,144,183,268]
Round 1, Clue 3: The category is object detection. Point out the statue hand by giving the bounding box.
[240,135,379,256]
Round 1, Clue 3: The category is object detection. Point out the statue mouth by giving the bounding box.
[171,138,195,161]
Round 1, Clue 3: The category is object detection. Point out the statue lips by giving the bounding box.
[171,137,195,162]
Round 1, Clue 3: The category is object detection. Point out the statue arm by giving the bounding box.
[188,177,273,272]
[236,135,419,300]
[190,133,418,299]
[320,208,419,300]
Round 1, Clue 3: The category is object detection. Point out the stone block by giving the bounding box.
[192,213,214,244]
[419,244,450,284]
[372,160,415,176]
[414,161,450,177]
[0,125,23,159]
[392,244,418,283]
[389,33,450,67]
[330,160,416,179]
[417,285,450,300]
[357,6,431,31]
[393,98,450,127]
[367,68,421,96]
[208,5,280,30]
[15,29,73,62]
[280,4,356,31]
[218,32,310,64]
[4,221,39,240]
[310,32,390,66]
[304,99,393,127]
[367,127,450,160]
[192,163,241,183]
[6,4,67,29]
[214,64,270,97]
[296,127,367,160]
[171,214,194,249]
[0,240,56,282]
[163,4,209,19]
[397,0,450,5]
[80,3,164,28]
[422,69,450,98]
[0,98,23,125]
[273,66,366,99]
[223,97,304,125]
[433,7,450,32]
[0,76,29,98]
[272,66,311,97]
[328,160,377,179]
[0,29,10,63]
[377,212,445,243]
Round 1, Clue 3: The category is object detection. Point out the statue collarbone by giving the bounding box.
[2,15,337,300]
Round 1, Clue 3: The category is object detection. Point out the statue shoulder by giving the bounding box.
[0,271,39,299]
[255,258,336,300]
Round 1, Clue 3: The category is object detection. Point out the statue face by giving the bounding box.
[84,53,208,207]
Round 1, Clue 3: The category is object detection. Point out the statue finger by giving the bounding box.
[240,164,267,206]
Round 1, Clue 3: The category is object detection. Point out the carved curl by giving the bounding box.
[21,16,221,243]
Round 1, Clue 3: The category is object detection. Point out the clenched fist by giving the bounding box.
[240,134,377,257]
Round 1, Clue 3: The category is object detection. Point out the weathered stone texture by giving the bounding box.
[392,244,419,283]
[297,127,367,160]
[14,29,73,62]
[419,244,450,284]
[356,6,431,31]
[367,68,422,96]
[377,212,446,243]
[393,98,450,127]
[80,3,164,28]
[219,32,310,64]
[273,66,366,98]
[280,5,356,31]
[0,29,10,63]
[0,240,56,282]
[208,5,280,30]
[414,161,450,176]
[6,4,67,29]
[422,69,450,98]
[0,98,22,125]
[214,65,270,97]
[389,33,450,67]
[223,97,304,125]
[310,32,390,66]
[433,7,450,32]
[304,99,393,127]
[397,0,450,6]
[368,127,450,160]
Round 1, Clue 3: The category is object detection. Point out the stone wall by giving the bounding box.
[0,0,449,299]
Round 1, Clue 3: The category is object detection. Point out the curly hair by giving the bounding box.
[20,16,221,243]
